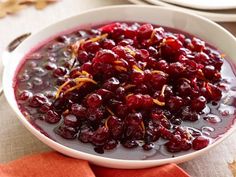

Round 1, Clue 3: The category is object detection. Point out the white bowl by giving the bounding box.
[3,5,236,169]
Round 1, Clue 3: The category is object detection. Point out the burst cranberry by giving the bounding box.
[45,110,61,123]
[79,128,93,143]
[18,90,33,102]
[107,115,123,139]
[122,140,138,148]
[71,104,87,118]
[169,62,185,76]
[91,126,109,146]
[150,72,168,89]
[115,104,129,117]
[55,124,77,139]
[87,107,104,123]
[53,67,67,77]
[181,106,200,121]
[104,139,118,150]
[29,94,47,108]
[124,113,144,139]
[64,114,80,127]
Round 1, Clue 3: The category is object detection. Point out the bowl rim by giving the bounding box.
[3,5,236,168]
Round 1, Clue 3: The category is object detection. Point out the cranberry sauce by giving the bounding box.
[14,22,236,159]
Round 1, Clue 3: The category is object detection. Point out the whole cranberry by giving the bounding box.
[102,39,116,49]
[83,41,100,53]
[93,49,117,64]
[191,37,205,52]
[96,89,114,102]
[86,93,103,108]
[167,96,184,112]
[102,77,120,91]
[77,50,89,64]
[191,96,206,112]
[192,136,210,150]
[203,65,215,80]
[137,23,154,39]
[126,94,143,109]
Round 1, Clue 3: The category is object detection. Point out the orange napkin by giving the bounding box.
[0,151,190,177]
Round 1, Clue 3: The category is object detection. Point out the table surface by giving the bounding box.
[0,1,236,177]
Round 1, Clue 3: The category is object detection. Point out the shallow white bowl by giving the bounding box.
[3,5,236,169]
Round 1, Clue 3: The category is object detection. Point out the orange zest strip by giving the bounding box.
[74,77,97,85]
[55,80,71,99]
[114,65,127,72]
[153,98,165,106]
[104,117,110,129]
[62,109,69,115]
[160,85,167,97]
[180,77,191,83]
[132,65,143,73]
[114,60,123,64]
[148,28,158,43]
[158,38,166,48]
[71,39,85,54]
[124,47,136,57]
[140,121,146,136]
[86,33,108,43]
[64,82,85,95]
[150,29,157,40]
[221,53,226,58]
[106,107,114,115]
[82,70,90,76]
[123,84,136,90]
[126,93,134,98]
[206,82,212,95]
[152,70,167,76]
[71,71,82,77]
[55,77,97,99]
[70,33,108,54]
